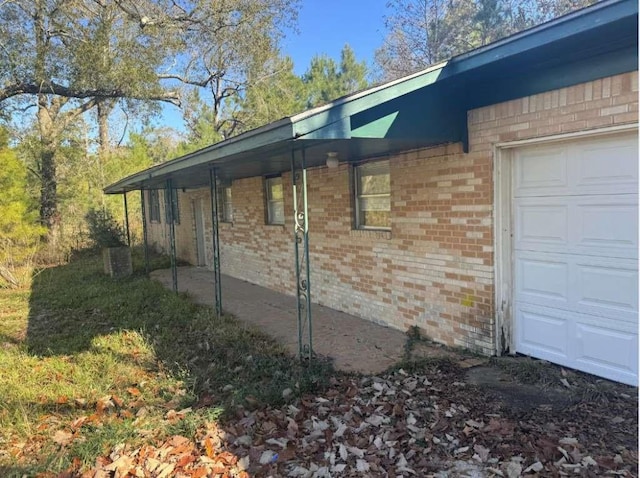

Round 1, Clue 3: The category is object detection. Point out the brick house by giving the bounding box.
[106,0,639,385]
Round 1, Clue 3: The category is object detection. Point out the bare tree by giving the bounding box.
[375,0,599,81]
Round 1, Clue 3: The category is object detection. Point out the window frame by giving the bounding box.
[353,159,391,231]
[149,189,161,223]
[219,184,233,223]
[264,175,285,225]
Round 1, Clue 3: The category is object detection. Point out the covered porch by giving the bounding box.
[150,267,408,374]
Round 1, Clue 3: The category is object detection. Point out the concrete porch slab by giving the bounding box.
[150,267,407,374]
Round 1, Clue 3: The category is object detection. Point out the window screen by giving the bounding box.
[149,190,161,223]
[265,176,284,225]
[354,160,390,229]
[219,185,233,223]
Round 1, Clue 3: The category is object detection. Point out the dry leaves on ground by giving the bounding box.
[79,365,637,477]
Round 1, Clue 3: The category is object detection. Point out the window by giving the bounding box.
[265,176,284,225]
[165,188,180,224]
[219,185,233,223]
[354,160,391,229]
[149,190,161,223]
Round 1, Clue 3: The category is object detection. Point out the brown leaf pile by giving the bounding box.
[77,365,637,477]
[82,433,249,478]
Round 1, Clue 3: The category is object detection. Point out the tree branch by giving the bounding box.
[158,73,218,89]
[27,166,42,180]
[0,81,180,106]
[59,98,98,133]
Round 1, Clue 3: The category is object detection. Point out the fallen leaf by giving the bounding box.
[356,459,370,472]
[237,455,250,471]
[524,461,544,473]
[259,450,277,464]
[71,416,88,430]
[155,462,175,478]
[53,430,74,447]
[204,437,215,458]
[505,460,522,478]
[217,451,238,465]
[559,437,579,446]
[104,455,134,474]
[473,444,490,462]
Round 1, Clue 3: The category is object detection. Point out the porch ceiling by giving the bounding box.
[104,0,638,194]
[120,138,429,191]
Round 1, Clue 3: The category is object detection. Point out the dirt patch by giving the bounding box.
[407,337,488,369]
[466,366,576,413]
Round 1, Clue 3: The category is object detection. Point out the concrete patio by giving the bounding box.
[150,267,408,374]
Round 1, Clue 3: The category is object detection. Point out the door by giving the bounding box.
[512,132,638,385]
[194,199,207,267]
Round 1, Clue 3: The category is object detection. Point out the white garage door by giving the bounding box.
[513,132,638,385]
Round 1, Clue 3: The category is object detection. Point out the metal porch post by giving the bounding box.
[123,192,131,246]
[166,179,178,292]
[291,148,312,362]
[209,168,222,316]
[140,189,149,275]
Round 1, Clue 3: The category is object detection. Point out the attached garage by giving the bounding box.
[497,129,638,386]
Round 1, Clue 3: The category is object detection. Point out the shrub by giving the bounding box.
[0,129,46,287]
[85,208,127,248]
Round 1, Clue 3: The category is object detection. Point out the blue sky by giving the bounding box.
[160,0,388,131]
[284,0,388,75]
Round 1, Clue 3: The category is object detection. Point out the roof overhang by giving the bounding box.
[105,0,638,194]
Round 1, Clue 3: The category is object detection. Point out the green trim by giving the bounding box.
[351,112,399,138]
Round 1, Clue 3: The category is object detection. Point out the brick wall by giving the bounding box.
[145,71,638,355]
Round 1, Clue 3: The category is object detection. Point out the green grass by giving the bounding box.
[0,249,332,475]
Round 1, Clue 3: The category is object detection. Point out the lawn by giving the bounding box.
[1,250,636,477]
[0,249,331,476]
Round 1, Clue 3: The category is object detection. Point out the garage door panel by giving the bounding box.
[572,137,638,194]
[514,202,568,248]
[576,199,638,258]
[515,195,638,258]
[575,322,638,384]
[511,132,638,385]
[576,260,638,322]
[516,303,639,385]
[516,252,638,321]
[514,147,567,195]
[516,304,569,359]
[515,255,568,306]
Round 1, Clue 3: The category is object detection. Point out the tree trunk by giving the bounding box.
[97,100,111,158]
[39,145,58,231]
